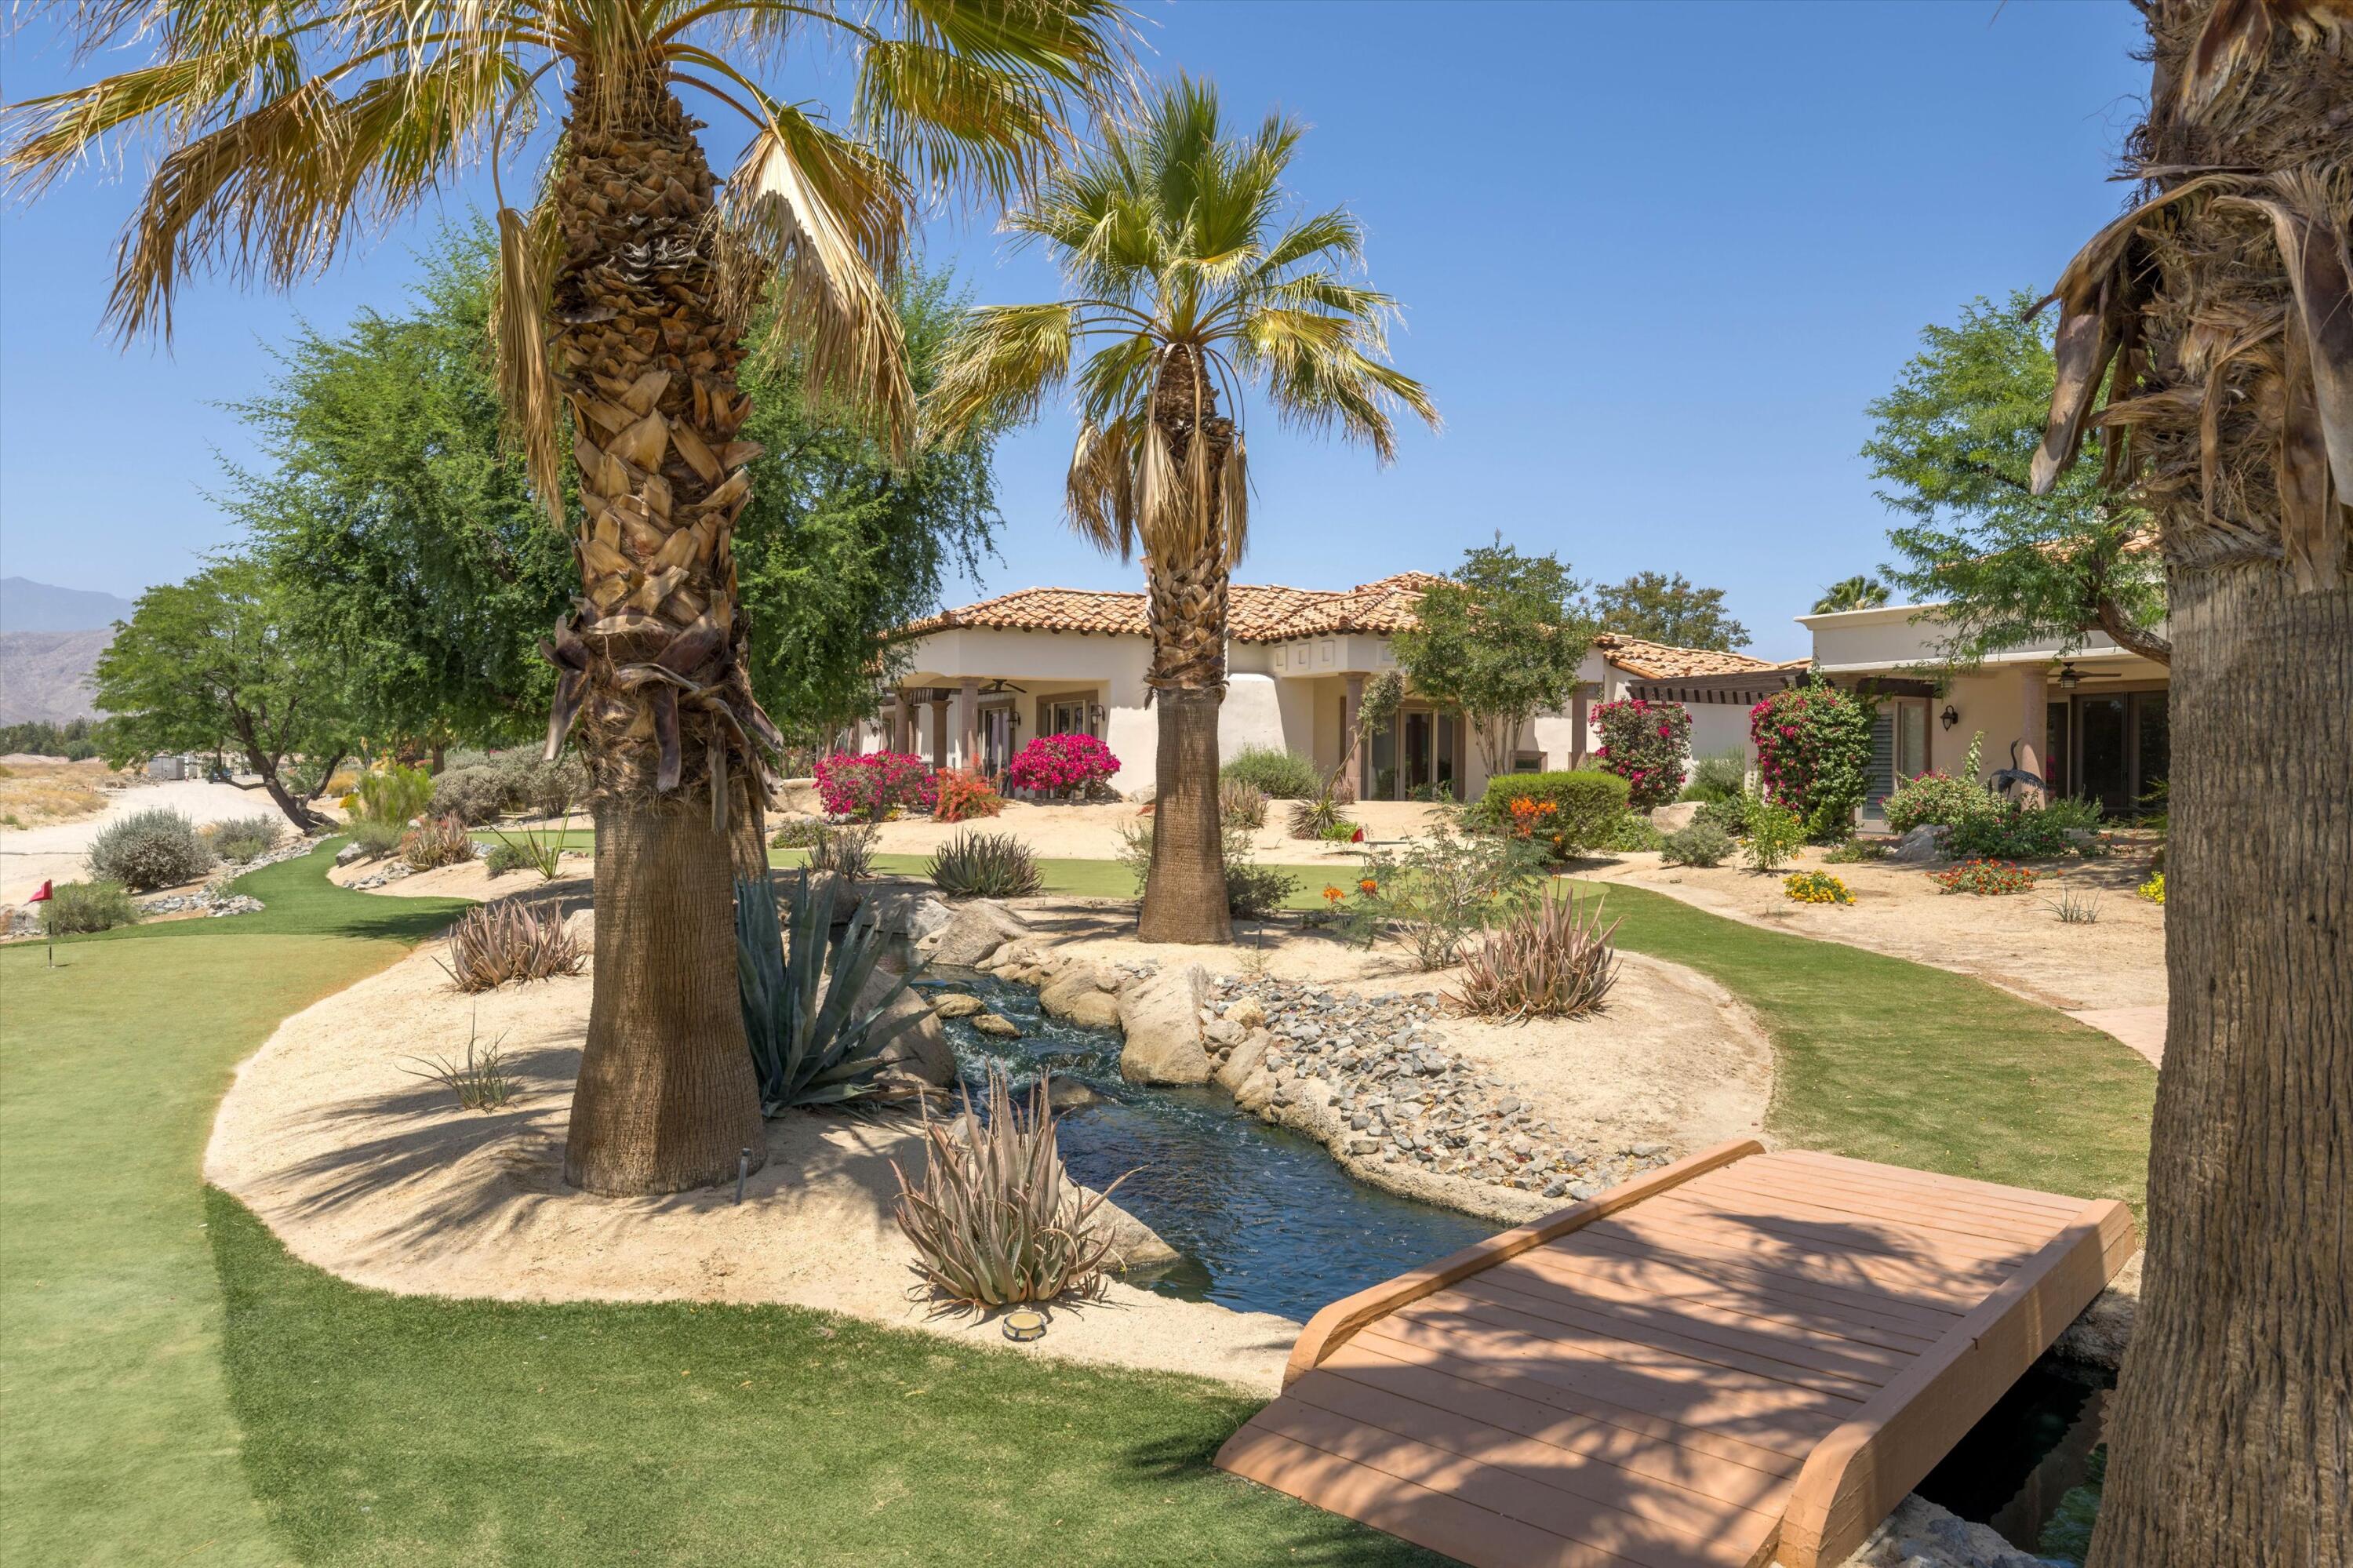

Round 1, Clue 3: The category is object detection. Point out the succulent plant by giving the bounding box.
[734,870,909,1114]
[926,831,1042,900]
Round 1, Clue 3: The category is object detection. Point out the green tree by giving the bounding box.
[1863,292,2169,668]
[1810,575,1889,614]
[1391,540,1595,779]
[7,0,1129,1194]
[92,559,355,831]
[926,77,1437,945]
[1592,570,1749,650]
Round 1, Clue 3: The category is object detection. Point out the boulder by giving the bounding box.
[333,840,368,867]
[847,886,953,944]
[1055,989,1122,1030]
[1213,1028,1271,1094]
[1648,801,1702,833]
[1224,996,1267,1031]
[1086,1188,1180,1275]
[1888,824,1951,864]
[929,991,987,1020]
[915,899,1030,968]
[971,1012,1022,1039]
[1038,962,1120,1028]
[1046,1079,1108,1112]
[841,968,956,1086]
[1202,1016,1246,1050]
[1117,963,1213,1085]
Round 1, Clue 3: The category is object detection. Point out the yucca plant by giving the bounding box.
[485,819,569,882]
[401,813,477,871]
[403,1010,519,1111]
[927,831,1043,900]
[438,900,586,992]
[806,822,878,882]
[734,870,910,1114]
[1452,893,1621,1021]
[890,1068,1128,1308]
[926,76,1437,946]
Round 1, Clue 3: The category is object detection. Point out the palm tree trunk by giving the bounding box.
[547,68,769,1194]
[2089,562,2350,1564]
[1137,347,1235,945]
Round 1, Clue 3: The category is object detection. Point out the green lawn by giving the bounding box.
[1562,878,2155,1218]
[2,846,2152,1566]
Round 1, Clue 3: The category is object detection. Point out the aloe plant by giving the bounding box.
[735,871,912,1114]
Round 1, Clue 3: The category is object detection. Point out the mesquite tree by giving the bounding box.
[926,78,1437,944]
[2029,2,2350,1561]
[5,0,1128,1195]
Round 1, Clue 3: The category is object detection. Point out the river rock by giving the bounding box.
[846,970,955,1086]
[1046,1079,1108,1111]
[971,1012,1022,1039]
[1838,1493,2038,1568]
[1649,802,1702,833]
[1040,964,1123,1030]
[1214,1029,1271,1094]
[916,899,1030,967]
[1888,824,1951,864]
[1118,963,1213,1085]
[846,886,953,944]
[1225,996,1267,1031]
[929,991,987,1019]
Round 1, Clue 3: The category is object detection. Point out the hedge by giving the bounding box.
[1476,769,1631,861]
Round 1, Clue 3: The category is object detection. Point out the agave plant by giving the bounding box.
[734,870,911,1114]
[1451,893,1621,1022]
[890,1067,1128,1308]
[438,900,586,992]
[926,831,1043,900]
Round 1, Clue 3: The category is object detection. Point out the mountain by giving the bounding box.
[0,629,112,723]
[0,577,137,634]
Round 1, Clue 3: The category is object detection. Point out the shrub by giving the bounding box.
[1351,826,1547,969]
[1452,893,1621,1020]
[1930,859,2038,896]
[483,820,567,881]
[1220,745,1322,800]
[1742,799,1806,871]
[429,766,509,825]
[482,838,536,878]
[87,809,214,890]
[438,900,584,991]
[1476,769,1629,862]
[1695,790,1754,839]
[1823,837,1890,864]
[932,768,1005,824]
[1598,813,1664,853]
[523,755,587,818]
[736,868,908,1112]
[2048,887,2103,923]
[814,751,936,820]
[41,880,139,934]
[768,816,827,849]
[1006,733,1120,798]
[344,817,406,860]
[1218,778,1269,831]
[1118,818,1300,918]
[401,813,476,871]
[928,831,1043,899]
[1751,681,1876,840]
[1784,870,1853,905]
[205,814,282,864]
[1660,821,1733,868]
[2137,871,2166,904]
[891,1067,1128,1307]
[1682,751,1749,803]
[1946,800,2080,861]
[1591,698,1692,811]
[807,822,878,881]
[2037,795,2107,833]
[1286,791,1350,841]
[402,1013,517,1111]
[351,763,434,825]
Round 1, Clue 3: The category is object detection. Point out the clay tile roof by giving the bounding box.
[903,586,1147,638]
[1591,633,1781,681]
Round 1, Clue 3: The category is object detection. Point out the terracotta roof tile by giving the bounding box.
[1590,633,1780,681]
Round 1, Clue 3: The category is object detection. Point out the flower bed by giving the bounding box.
[1783,871,1853,905]
[1929,859,2038,897]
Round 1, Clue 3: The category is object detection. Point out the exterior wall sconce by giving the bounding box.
[1940,704,1960,732]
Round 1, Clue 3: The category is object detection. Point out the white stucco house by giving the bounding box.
[1798,603,2170,815]
[846,573,1791,801]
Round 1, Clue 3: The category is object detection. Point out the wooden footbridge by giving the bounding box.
[1217,1140,2133,1568]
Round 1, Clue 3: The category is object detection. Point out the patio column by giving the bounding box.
[957,678,981,770]
[929,693,948,770]
[2016,668,2047,802]
[1342,673,1365,796]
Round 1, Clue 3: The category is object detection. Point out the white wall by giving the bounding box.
[1221,673,1289,762]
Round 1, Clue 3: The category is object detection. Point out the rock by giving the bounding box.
[2052,1250,2141,1369]
[333,840,367,867]
[971,1012,1022,1039]
[1233,1066,1278,1114]
[1225,996,1267,1031]
[1214,1029,1272,1094]
[848,887,953,944]
[1087,1188,1181,1275]
[1648,802,1702,833]
[1046,1079,1108,1111]
[842,968,956,1086]
[1203,1017,1246,1048]
[915,899,1030,967]
[1888,824,1951,864]
[1117,964,1213,1086]
[1057,990,1122,1031]
[929,991,987,1019]
[1838,1494,2033,1567]
[1039,963,1117,1023]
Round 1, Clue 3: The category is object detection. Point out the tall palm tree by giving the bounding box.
[2028,2,2349,1562]
[1809,575,1889,614]
[926,76,1437,944]
[5,0,1129,1195]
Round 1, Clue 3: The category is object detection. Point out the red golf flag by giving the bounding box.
[27,880,53,903]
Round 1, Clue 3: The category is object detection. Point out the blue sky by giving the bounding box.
[0,2,2148,659]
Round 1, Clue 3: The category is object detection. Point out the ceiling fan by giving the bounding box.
[2052,662,2122,689]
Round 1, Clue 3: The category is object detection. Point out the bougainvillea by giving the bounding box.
[1591,697,1692,812]
[1006,733,1119,798]
[1750,681,1876,841]
[814,751,936,820]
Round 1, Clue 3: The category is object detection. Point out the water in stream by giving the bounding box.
[922,969,1493,1326]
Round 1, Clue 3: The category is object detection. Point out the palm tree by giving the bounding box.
[1809,575,1889,614]
[5,1,1129,1195]
[2027,2,2349,1562]
[926,76,1437,944]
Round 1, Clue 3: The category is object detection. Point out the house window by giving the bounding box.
[1044,696,1096,739]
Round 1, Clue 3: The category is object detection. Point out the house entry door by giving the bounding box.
[980,705,1014,775]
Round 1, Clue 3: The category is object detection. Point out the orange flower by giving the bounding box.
[1322,885,1344,904]
[1358,878,1379,896]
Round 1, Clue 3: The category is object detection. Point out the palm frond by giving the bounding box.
[923,300,1077,441]
[1065,415,1138,558]
[493,202,563,531]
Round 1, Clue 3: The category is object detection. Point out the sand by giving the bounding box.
[0,774,286,905]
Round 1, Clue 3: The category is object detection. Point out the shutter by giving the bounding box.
[1867,711,1897,809]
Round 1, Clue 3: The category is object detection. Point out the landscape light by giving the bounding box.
[1001,1309,1048,1343]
